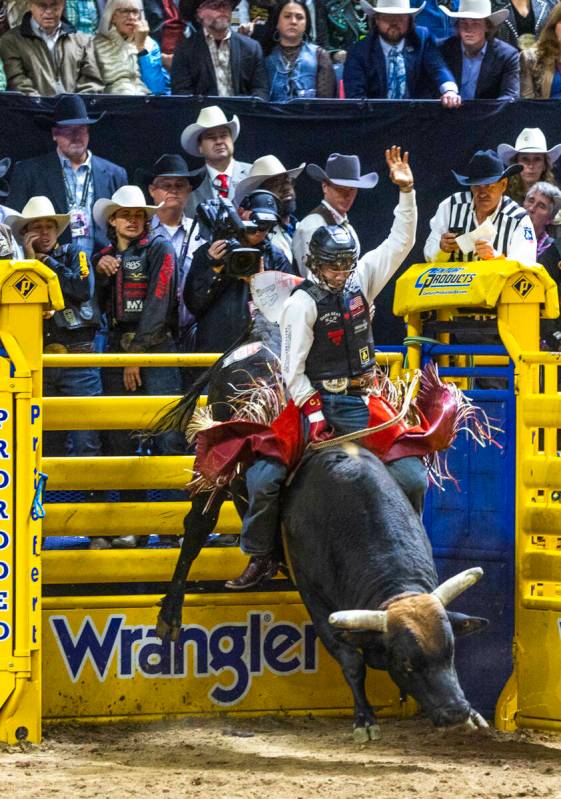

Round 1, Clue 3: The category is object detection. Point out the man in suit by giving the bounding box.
[7,95,128,258]
[171,0,268,97]
[343,0,462,106]
[180,105,251,216]
[438,0,519,100]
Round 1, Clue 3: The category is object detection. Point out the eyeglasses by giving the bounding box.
[114,8,141,15]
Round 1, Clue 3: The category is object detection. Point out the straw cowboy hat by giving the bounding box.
[93,185,163,230]
[180,106,240,158]
[6,196,70,240]
[360,0,426,16]
[234,155,306,205]
[307,153,378,189]
[438,0,508,26]
[35,94,105,130]
[497,128,561,166]
[452,149,522,186]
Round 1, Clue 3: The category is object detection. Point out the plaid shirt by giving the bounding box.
[64,0,99,35]
[205,30,233,96]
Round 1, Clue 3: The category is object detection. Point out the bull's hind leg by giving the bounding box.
[156,488,228,640]
[295,585,381,743]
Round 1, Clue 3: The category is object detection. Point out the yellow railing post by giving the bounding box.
[0,259,62,744]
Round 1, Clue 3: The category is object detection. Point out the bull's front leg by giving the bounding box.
[156,489,227,641]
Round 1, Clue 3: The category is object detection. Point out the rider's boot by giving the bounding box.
[225,555,278,590]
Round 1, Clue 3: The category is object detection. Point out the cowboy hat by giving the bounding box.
[360,0,426,16]
[93,185,163,230]
[0,157,11,197]
[452,149,522,186]
[233,155,305,205]
[6,196,70,240]
[438,0,508,25]
[307,153,378,189]
[180,0,236,23]
[134,153,205,191]
[35,94,105,130]
[497,128,561,166]
[180,106,240,158]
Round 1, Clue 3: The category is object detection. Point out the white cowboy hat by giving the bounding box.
[180,106,240,158]
[497,128,561,166]
[360,0,426,16]
[6,196,70,240]
[438,0,508,26]
[93,185,163,229]
[233,155,306,205]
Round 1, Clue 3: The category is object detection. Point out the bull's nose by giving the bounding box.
[432,700,471,728]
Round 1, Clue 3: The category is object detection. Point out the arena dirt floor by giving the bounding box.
[2,715,561,798]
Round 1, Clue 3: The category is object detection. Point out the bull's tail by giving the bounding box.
[151,322,253,436]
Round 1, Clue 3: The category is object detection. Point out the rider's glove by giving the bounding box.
[301,392,335,443]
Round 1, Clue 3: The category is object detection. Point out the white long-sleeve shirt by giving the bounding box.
[424,192,537,266]
[281,190,417,407]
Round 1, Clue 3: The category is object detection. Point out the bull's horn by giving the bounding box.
[432,567,484,608]
[328,610,388,632]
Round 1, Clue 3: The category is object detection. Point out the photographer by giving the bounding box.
[184,191,296,353]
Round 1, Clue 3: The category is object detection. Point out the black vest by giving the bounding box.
[113,244,150,324]
[297,280,375,381]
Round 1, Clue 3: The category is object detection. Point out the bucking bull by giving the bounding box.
[154,315,490,741]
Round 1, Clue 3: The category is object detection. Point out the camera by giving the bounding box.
[195,198,262,278]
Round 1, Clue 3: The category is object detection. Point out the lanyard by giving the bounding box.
[63,163,92,209]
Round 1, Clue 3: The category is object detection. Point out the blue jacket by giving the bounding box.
[343,24,455,99]
[7,149,127,253]
[438,35,520,100]
[139,40,171,94]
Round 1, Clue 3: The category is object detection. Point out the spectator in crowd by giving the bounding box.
[524,181,561,259]
[142,153,204,356]
[424,149,537,264]
[184,190,295,353]
[343,0,462,105]
[520,3,561,97]
[493,0,555,51]
[6,196,102,457]
[292,152,377,276]
[438,0,519,100]
[0,0,103,95]
[94,0,170,94]
[65,0,107,35]
[234,154,305,262]
[93,185,184,547]
[497,127,561,206]
[7,95,128,259]
[412,0,459,40]
[260,0,336,99]
[0,157,22,258]
[171,0,268,96]
[143,0,183,68]
[181,106,251,215]
[314,0,369,60]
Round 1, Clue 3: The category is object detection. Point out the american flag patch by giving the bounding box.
[349,295,364,317]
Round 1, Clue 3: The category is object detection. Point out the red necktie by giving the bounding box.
[215,173,229,198]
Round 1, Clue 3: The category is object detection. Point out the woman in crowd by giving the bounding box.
[493,0,555,51]
[94,0,170,95]
[520,2,561,97]
[261,0,337,100]
[497,127,561,206]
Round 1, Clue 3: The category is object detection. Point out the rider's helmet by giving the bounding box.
[306,224,358,287]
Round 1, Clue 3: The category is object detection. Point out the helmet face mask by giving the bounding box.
[306,224,358,288]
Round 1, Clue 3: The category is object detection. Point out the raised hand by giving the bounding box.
[385,145,414,192]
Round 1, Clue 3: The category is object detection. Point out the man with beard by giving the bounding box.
[233,155,305,263]
[171,0,268,97]
[181,106,251,215]
[291,153,377,277]
[343,0,461,105]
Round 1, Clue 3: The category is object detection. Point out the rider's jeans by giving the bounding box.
[240,392,428,556]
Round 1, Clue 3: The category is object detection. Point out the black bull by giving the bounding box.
[155,323,489,739]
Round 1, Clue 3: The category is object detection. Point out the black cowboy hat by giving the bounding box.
[35,95,105,130]
[134,154,205,191]
[0,157,11,197]
[307,153,378,189]
[179,0,236,23]
[453,149,523,187]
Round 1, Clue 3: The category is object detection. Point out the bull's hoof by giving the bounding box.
[155,612,181,642]
[353,723,382,743]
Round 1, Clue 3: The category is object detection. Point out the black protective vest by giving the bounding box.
[298,280,375,380]
[113,244,150,324]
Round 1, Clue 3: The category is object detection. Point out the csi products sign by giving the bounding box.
[50,611,318,705]
[415,266,477,297]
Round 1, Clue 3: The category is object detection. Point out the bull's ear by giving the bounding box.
[447,611,489,637]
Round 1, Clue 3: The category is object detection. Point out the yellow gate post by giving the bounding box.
[0,260,62,744]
